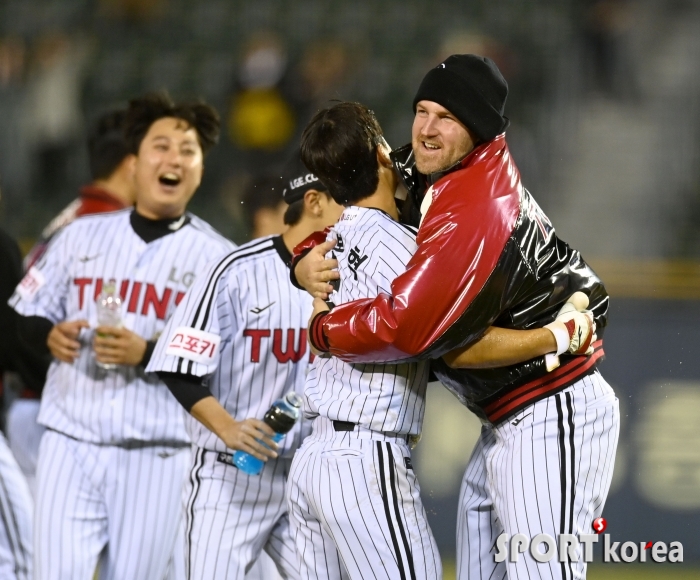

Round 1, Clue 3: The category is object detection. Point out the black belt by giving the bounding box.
[332,421,411,444]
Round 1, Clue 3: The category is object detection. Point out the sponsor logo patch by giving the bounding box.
[165,326,221,365]
[17,267,46,301]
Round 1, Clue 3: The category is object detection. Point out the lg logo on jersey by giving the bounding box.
[243,329,311,364]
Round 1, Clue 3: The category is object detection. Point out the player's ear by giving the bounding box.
[303,189,323,217]
[376,139,393,169]
[124,154,137,175]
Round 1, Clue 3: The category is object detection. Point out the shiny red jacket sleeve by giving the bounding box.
[316,136,522,363]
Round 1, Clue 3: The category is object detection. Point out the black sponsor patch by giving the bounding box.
[217,452,235,467]
[404,456,413,470]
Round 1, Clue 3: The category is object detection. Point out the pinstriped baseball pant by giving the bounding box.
[287,417,441,580]
[457,372,619,580]
[0,432,32,579]
[34,429,189,580]
[183,447,299,580]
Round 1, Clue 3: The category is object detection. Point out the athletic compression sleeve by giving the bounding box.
[139,340,157,368]
[16,315,53,357]
[156,371,211,412]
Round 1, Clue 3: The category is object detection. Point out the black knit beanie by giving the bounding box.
[413,54,510,143]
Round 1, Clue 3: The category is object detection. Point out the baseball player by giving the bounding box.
[238,171,299,580]
[0,228,36,579]
[301,56,618,580]
[288,102,595,580]
[146,156,344,580]
[10,92,233,580]
[8,108,136,498]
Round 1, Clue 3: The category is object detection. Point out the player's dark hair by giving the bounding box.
[282,188,332,227]
[300,102,382,205]
[124,91,220,155]
[283,199,304,226]
[87,109,131,180]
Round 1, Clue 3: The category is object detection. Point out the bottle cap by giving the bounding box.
[263,395,301,434]
[284,392,303,408]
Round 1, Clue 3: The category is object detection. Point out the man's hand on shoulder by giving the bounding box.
[93,326,148,366]
[48,320,89,363]
[295,240,340,299]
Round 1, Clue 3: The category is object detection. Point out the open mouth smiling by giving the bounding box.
[159,173,181,187]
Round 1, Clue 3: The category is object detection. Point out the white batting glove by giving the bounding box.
[544,292,597,356]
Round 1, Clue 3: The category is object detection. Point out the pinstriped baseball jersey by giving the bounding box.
[304,206,429,435]
[9,209,234,445]
[146,235,314,457]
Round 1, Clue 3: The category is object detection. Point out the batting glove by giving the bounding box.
[545,294,597,356]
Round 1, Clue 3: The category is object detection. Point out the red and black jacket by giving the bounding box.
[306,135,608,424]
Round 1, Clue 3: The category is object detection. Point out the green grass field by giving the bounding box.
[441,561,700,579]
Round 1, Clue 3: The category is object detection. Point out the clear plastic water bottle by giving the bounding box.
[95,278,122,370]
[234,392,303,475]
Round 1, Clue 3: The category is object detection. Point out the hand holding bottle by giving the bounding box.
[219,418,279,461]
[234,392,303,475]
[93,326,148,367]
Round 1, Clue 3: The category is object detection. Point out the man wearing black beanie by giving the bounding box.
[301,54,619,580]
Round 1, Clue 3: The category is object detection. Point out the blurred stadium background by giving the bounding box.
[0,0,699,578]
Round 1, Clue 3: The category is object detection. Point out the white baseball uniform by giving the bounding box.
[0,432,32,580]
[147,234,314,580]
[287,206,441,580]
[10,209,233,580]
[458,372,619,580]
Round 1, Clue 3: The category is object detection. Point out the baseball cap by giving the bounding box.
[412,54,510,143]
[280,154,326,205]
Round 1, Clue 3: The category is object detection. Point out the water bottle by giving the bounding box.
[95,278,122,370]
[233,392,303,475]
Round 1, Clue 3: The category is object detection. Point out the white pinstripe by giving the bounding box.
[10,209,235,580]
[0,433,32,580]
[35,430,189,580]
[288,418,440,580]
[148,235,314,456]
[457,371,620,580]
[288,207,439,580]
[148,235,314,578]
[10,209,234,444]
[183,448,298,579]
[304,207,427,435]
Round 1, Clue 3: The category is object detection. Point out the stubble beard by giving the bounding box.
[414,147,459,176]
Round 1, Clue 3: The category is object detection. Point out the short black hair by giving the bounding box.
[300,102,383,206]
[87,109,130,180]
[124,92,220,155]
[283,199,304,226]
